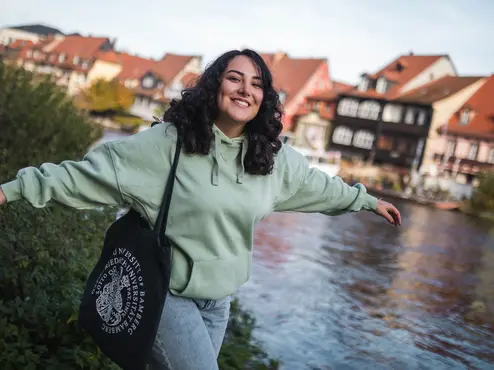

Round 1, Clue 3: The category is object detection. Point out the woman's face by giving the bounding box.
[216,55,264,132]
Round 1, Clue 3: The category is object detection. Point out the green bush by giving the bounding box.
[0,60,118,369]
[470,171,494,213]
[219,298,280,369]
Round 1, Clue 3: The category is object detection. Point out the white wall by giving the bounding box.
[400,57,457,94]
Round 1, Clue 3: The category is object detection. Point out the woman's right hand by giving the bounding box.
[0,188,6,206]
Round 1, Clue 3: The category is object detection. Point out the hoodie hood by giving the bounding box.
[211,124,248,186]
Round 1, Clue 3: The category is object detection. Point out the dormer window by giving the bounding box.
[58,53,66,63]
[142,76,155,89]
[73,56,80,65]
[26,50,33,58]
[395,62,404,72]
[460,108,470,125]
[376,77,388,94]
[358,77,369,92]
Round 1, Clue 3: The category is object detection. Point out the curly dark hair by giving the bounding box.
[162,49,283,176]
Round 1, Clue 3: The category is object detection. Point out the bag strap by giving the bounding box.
[153,129,183,240]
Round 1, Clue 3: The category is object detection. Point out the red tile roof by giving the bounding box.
[152,54,196,84]
[181,72,199,87]
[395,75,484,104]
[307,80,354,101]
[352,54,450,98]
[49,35,110,60]
[441,75,494,140]
[260,52,326,106]
[114,53,156,80]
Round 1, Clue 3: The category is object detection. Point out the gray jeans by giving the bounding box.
[148,292,231,370]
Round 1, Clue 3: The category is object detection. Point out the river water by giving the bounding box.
[100,130,494,370]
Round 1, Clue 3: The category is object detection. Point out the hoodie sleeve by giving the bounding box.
[0,142,129,209]
[273,145,378,215]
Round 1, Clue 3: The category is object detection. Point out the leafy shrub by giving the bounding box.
[0,60,118,369]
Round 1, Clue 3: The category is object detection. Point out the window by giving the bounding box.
[73,56,79,65]
[27,50,33,58]
[81,60,89,69]
[332,126,353,146]
[445,140,456,157]
[357,100,381,120]
[468,142,478,160]
[33,50,39,58]
[404,108,415,124]
[417,110,427,126]
[353,130,374,149]
[376,77,388,94]
[460,109,470,125]
[378,136,393,150]
[337,98,359,117]
[382,104,403,123]
[142,76,155,88]
[358,77,369,92]
[488,149,494,164]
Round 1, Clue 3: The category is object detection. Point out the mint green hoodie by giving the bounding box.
[1,123,377,300]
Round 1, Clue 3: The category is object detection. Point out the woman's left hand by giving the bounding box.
[373,199,401,226]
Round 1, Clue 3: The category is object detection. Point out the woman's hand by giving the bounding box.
[0,188,6,206]
[373,199,401,226]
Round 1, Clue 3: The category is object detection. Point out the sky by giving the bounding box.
[2,0,493,84]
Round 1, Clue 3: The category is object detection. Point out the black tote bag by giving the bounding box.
[78,129,182,370]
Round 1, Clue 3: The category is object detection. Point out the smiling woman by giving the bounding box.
[0,48,401,370]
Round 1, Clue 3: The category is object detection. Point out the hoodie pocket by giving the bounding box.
[179,252,251,300]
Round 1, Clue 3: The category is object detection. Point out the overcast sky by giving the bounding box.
[3,0,493,84]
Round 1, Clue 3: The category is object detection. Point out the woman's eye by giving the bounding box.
[228,76,240,82]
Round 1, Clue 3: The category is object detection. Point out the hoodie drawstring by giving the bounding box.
[236,138,247,184]
[211,133,221,186]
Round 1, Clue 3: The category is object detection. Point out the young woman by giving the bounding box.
[0,49,401,369]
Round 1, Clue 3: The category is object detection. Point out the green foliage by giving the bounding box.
[219,298,280,369]
[470,171,494,213]
[0,60,118,369]
[79,78,134,114]
[153,101,169,119]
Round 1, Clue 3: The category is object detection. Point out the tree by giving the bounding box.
[78,78,134,114]
[0,60,119,369]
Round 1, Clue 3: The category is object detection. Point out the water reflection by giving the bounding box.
[238,201,494,369]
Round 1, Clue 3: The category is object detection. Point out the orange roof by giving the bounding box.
[115,53,156,80]
[260,52,326,106]
[357,54,449,98]
[307,80,354,101]
[181,72,199,87]
[49,35,110,60]
[96,50,121,64]
[441,75,494,140]
[7,40,34,49]
[396,75,484,104]
[152,54,197,84]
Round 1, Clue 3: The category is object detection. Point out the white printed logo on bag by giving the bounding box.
[91,248,145,335]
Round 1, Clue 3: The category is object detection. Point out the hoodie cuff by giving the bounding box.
[1,179,22,202]
[363,193,378,211]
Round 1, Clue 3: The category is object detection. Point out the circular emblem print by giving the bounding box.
[91,248,146,335]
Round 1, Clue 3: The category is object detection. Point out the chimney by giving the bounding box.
[409,50,414,56]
